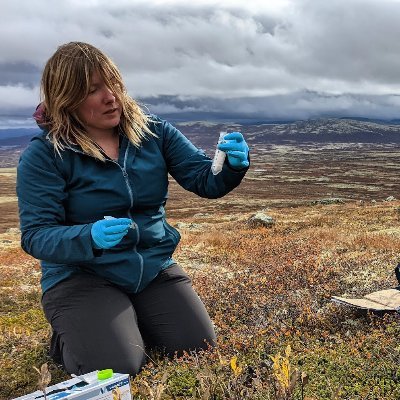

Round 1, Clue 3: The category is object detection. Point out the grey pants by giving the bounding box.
[42,264,216,375]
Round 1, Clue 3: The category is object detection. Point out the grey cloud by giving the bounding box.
[1,0,400,124]
[141,92,400,121]
[0,107,39,129]
[0,62,41,87]
[281,0,400,83]
[3,1,400,90]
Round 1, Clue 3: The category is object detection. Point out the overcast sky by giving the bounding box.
[2,0,400,128]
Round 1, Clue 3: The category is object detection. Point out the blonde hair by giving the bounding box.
[40,41,155,160]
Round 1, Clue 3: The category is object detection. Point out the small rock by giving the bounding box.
[248,212,275,228]
[385,196,397,202]
[175,222,202,230]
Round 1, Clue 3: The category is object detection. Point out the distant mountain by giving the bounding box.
[0,128,39,148]
[174,118,400,150]
[1,119,400,150]
[338,116,400,125]
[0,128,40,140]
[0,134,34,147]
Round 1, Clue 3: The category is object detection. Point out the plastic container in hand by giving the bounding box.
[211,131,227,175]
[104,215,135,229]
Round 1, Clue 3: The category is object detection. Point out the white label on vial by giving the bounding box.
[211,131,227,175]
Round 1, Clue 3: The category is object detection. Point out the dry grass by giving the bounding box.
[1,200,400,399]
[2,141,400,398]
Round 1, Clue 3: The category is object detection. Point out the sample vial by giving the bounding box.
[104,215,135,229]
[211,131,227,175]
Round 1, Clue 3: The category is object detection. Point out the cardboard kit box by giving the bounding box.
[332,287,400,312]
[12,370,131,400]
[332,264,400,313]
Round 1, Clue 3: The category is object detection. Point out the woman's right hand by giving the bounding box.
[90,218,132,249]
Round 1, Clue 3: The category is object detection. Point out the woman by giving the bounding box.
[17,42,249,376]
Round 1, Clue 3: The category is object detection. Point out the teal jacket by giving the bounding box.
[16,116,249,294]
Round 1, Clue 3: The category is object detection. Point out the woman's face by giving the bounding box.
[76,71,122,138]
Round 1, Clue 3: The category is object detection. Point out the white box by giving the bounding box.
[12,371,131,400]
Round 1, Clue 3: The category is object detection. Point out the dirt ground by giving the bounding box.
[1,142,400,233]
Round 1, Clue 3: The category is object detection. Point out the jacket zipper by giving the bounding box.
[67,141,144,292]
[120,142,144,292]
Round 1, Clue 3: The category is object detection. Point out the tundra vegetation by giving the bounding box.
[1,141,400,399]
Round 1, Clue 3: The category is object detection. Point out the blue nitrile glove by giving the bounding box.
[217,132,249,170]
[91,218,132,249]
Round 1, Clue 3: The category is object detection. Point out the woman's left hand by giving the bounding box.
[217,132,249,170]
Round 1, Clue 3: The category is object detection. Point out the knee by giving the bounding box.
[110,353,146,376]
[62,345,146,377]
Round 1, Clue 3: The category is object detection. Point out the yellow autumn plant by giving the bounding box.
[230,355,242,377]
[270,344,293,391]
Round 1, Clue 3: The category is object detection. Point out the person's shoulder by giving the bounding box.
[145,114,173,141]
[146,114,165,132]
[146,114,180,137]
[20,133,55,164]
[147,113,163,123]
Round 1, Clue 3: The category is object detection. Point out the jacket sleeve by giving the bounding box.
[16,138,98,264]
[155,118,249,199]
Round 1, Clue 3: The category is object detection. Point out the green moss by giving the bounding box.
[166,367,198,397]
[0,308,48,333]
[300,336,400,399]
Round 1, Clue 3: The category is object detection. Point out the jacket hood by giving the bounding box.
[33,103,49,132]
